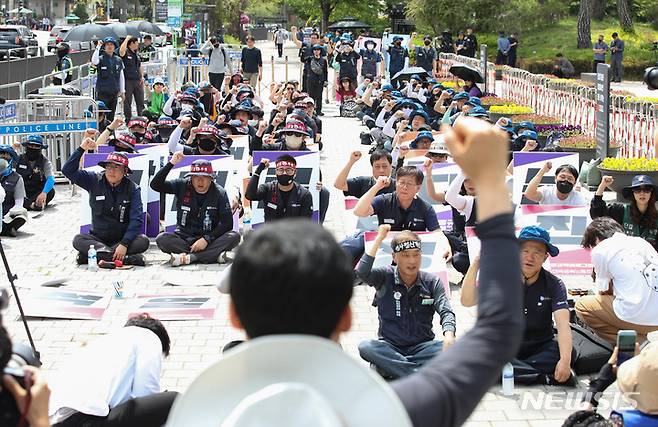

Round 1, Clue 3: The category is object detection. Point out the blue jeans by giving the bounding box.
[359,339,443,379]
[341,230,366,265]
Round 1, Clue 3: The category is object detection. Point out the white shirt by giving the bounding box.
[537,185,588,205]
[592,233,658,325]
[49,327,163,422]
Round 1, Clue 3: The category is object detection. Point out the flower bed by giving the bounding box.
[488,104,534,114]
[480,96,515,106]
[536,124,582,137]
[512,114,561,125]
[623,96,658,105]
[600,157,658,171]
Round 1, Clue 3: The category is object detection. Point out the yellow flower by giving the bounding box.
[600,157,658,171]
[488,105,534,114]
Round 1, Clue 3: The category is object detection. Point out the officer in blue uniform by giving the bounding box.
[92,37,124,122]
[63,138,149,266]
[150,154,240,266]
[16,135,55,211]
[384,36,408,87]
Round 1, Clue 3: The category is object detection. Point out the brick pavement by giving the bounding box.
[1,40,626,426]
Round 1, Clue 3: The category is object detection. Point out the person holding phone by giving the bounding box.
[577,217,658,344]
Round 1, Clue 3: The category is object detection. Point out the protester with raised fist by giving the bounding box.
[524,162,587,205]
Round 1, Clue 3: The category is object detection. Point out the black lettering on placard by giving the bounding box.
[140,297,209,309]
[230,146,245,160]
[47,291,103,306]
[536,215,588,245]
[128,169,144,186]
[148,159,157,176]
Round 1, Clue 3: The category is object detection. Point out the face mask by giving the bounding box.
[556,180,574,194]
[157,128,173,142]
[276,174,294,186]
[284,135,304,149]
[367,44,374,50]
[248,120,259,127]
[198,138,217,152]
[181,103,194,111]
[26,148,41,161]
[1,158,12,176]
[424,40,431,46]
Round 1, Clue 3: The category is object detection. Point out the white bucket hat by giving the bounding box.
[165,335,412,427]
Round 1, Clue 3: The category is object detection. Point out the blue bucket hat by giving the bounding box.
[622,175,657,200]
[518,225,559,257]
[467,106,488,118]
[392,36,403,42]
[517,130,538,141]
[410,74,421,81]
[22,134,48,149]
[446,88,455,95]
[0,144,19,165]
[514,121,536,132]
[102,36,118,47]
[453,92,469,101]
[466,97,481,107]
[391,90,403,98]
[381,83,394,92]
[432,84,445,91]
[411,130,434,148]
[408,110,429,122]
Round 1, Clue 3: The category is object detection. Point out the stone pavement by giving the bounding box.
[1,40,625,426]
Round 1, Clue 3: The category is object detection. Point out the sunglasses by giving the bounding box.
[632,186,654,194]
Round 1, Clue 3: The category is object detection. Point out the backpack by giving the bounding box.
[209,46,228,65]
[569,322,613,375]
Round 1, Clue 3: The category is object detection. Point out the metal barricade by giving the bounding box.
[170,44,245,90]
[437,53,497,94]
[500,65,658,157]
[0,96,97,176]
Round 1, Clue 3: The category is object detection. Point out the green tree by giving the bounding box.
[577,0,592,47]
[73,2,89,22]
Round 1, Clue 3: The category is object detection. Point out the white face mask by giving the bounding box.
[181,103,194,111]
[285,135,304,149]
[248,120,259,127]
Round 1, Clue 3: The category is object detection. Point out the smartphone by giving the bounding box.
[617,330,637,365]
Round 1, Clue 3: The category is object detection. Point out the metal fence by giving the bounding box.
[500,66,658,158]
[0,96,98,176]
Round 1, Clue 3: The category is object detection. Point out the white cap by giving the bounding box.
[166,335,411,427]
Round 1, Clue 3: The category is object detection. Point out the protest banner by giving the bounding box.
[80,153,150,235]
[251,151,321,226]
[512,152,580,205]
[128,294,217,320]
[363,231,450,295]
[163,155,239,233]
[22,289,111,320]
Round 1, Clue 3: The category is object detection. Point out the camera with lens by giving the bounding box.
[0,288,40,427]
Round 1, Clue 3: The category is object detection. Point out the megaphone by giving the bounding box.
[644,66,658,90]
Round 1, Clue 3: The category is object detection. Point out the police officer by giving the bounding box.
[384,36,408,85]
[120,36,145,121]
[245,154,313,222]
[92,37,124,122]
[414,36,437,74]
[62,138,149,266]
[151,154,239,266]
[359,40,383,81]
[139,34,157,63]
[52,42,73,86]
[16,135,55,211]
[0,145,28,237]
[355,224,456,379]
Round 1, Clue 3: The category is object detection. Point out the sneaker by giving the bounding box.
[123,254,146,266]
[218,251,235,264]
[169,253,190,267]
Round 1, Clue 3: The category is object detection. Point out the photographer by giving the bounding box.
[1,289,51,427]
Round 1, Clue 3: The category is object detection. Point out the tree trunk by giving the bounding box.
[591,0,605,20]
[320,0,332,34]
[616,0,633,32]
[577,0,592,49]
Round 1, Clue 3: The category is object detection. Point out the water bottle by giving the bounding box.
[242,207,252,235]
[203,211,212,232]
[502,362,515,396]
[87,245,98,271]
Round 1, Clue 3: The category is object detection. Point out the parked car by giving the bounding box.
[0,25,39,59]
[47,25,72,52]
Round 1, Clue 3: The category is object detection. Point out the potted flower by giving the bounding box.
[487,104,533,123]
[598,157,658,201]
[480,96,514,110]
[512,114,562,125]
[536,124,582,146]
[558,135,620,164]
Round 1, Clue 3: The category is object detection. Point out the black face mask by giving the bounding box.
[198,138,217,152]
[25,148,41,161]
[157,127,174,142]
[556,180,574,194]
[424,40,431,46]
[276,174,294,186]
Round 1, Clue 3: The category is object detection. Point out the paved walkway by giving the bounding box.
[2,40,623,426]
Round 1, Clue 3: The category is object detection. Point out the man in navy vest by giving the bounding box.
[92,37,125,122]
[150,153,239,267]
[63,137,149,266]
[120,36,145,121]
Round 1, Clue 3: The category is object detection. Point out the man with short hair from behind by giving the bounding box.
[168,117,523,427]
